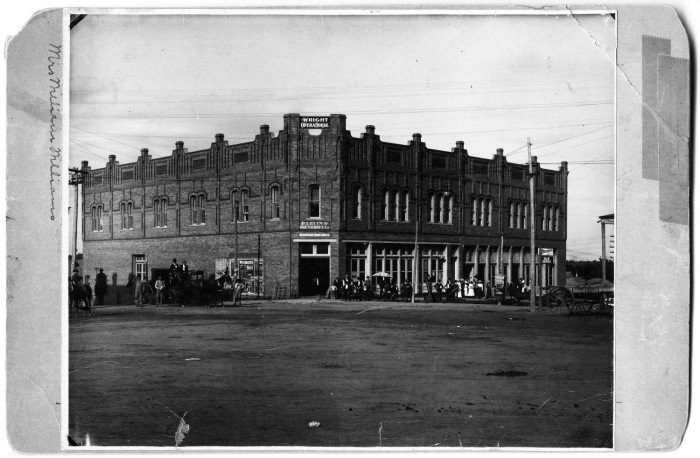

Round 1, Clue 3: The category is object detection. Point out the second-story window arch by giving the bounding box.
[120,201,134,230]
[399,190,410,222]
[429,193,436,223]
[154,197,168,227]
[240,188,250,222]
[509,201,515,228]
[554,206,560,231]
[483,197,491,227]
[352,185,362,219]
[471,196,479,226]
[91,204,103,232]
[270,185,281,220]
[189,193,205,225]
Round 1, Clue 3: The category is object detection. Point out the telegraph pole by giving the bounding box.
[497,148,504,306]
[69,167,89,274]
[527,138,537,311]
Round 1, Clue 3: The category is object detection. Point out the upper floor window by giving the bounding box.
[471,196,492,227]
[520,203,528,229]
[429,194,437,223]
[189,193,205,225]
[400,191,410,222]
[308,184,321,218]
[120,202,134,230]
[352,186,362,219]
[240,189,250,222]
[381,189,390,221]
[91,205,103,232]
[270,185,280,220]
[154,197,168,228]
[554,206,560,231]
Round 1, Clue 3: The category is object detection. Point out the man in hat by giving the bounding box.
[95,268,108,306]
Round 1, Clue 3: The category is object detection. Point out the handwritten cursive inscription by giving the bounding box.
[48,43,62,220]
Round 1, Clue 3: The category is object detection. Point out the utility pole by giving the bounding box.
[527,138,537,311]
[411,200,419,305]
[69,167,89,275]
[234,201,239,280]
[497,149,504,306]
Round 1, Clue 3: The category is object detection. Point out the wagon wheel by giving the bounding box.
[567,298,594,315]
[546,286,574,313]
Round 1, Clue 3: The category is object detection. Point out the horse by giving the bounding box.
[69,281,92,317]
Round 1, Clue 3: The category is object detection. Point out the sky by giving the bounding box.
[70,12,615,260]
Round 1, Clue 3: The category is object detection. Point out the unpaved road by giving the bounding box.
[69,301,612,448]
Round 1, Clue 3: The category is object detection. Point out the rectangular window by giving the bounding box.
[511,169,524,181]
[544,172,556,186]
[233,151,249,163]
[473,163,489,175]
[155,165,168,176]
[93,175,103,185]
[121,170,134,181]
[309,185,321,218]
[191,158,206,171]
[352,187,362,219]
[386,147,402,164]
[132,254,147,281]
[432,156,447,169]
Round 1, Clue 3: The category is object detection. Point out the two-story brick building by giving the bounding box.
[80,113,568,296]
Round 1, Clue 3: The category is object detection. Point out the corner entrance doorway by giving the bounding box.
[298,242,330,296]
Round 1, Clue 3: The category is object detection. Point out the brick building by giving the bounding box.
[80,113,568,296]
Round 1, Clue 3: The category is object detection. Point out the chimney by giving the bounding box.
[215,133,224,142]
[140,148,149,155]
[81,160,89,171]
[456,141,464,149]
[412,133,422,143]
[260,125,269,135]
[108,154,116,162]
[175,141,184,150]
[365,125,375,135]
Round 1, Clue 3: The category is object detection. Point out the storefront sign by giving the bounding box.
[493,274,505,284]
[300,116,330,129]
[300,220,330,230]
[542,256,553,264]
[539,248,554,256]
[297,232,330,238]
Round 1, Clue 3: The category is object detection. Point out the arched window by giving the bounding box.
[429,193,436,223]
[542,205,550,231]
[270,185,280,220]
[120,201,133,230]
[352,186,362,219]
[522,203,528,229]
[434,192,443,224]
[308,184,321,218]
[231,190,239,222]
[554,206,560,231]
[471,197,478,226]
[154,198,167,227]
[479,198,486,226]
[440,194,448,224]
[190,193,205,225]
[483,198,491,226]
[394,191,401,222]
[509,202,515,228]
[447,195,454,224]
[381,189,389,221]
[91,205,103,232]
[240,189,249,222]
[401,191,410,222]
[515,202,522,229]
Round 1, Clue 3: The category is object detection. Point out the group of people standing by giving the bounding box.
[329,275,414,302]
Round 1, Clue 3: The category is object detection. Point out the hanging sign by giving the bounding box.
[300,220,330,231]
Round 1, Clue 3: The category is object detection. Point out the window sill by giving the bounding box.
[154,225,168,229]
[189,223,206,227]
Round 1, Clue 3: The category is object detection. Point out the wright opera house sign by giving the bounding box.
[300,116,330,129]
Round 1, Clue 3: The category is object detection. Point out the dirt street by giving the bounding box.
[69,301,612,448]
